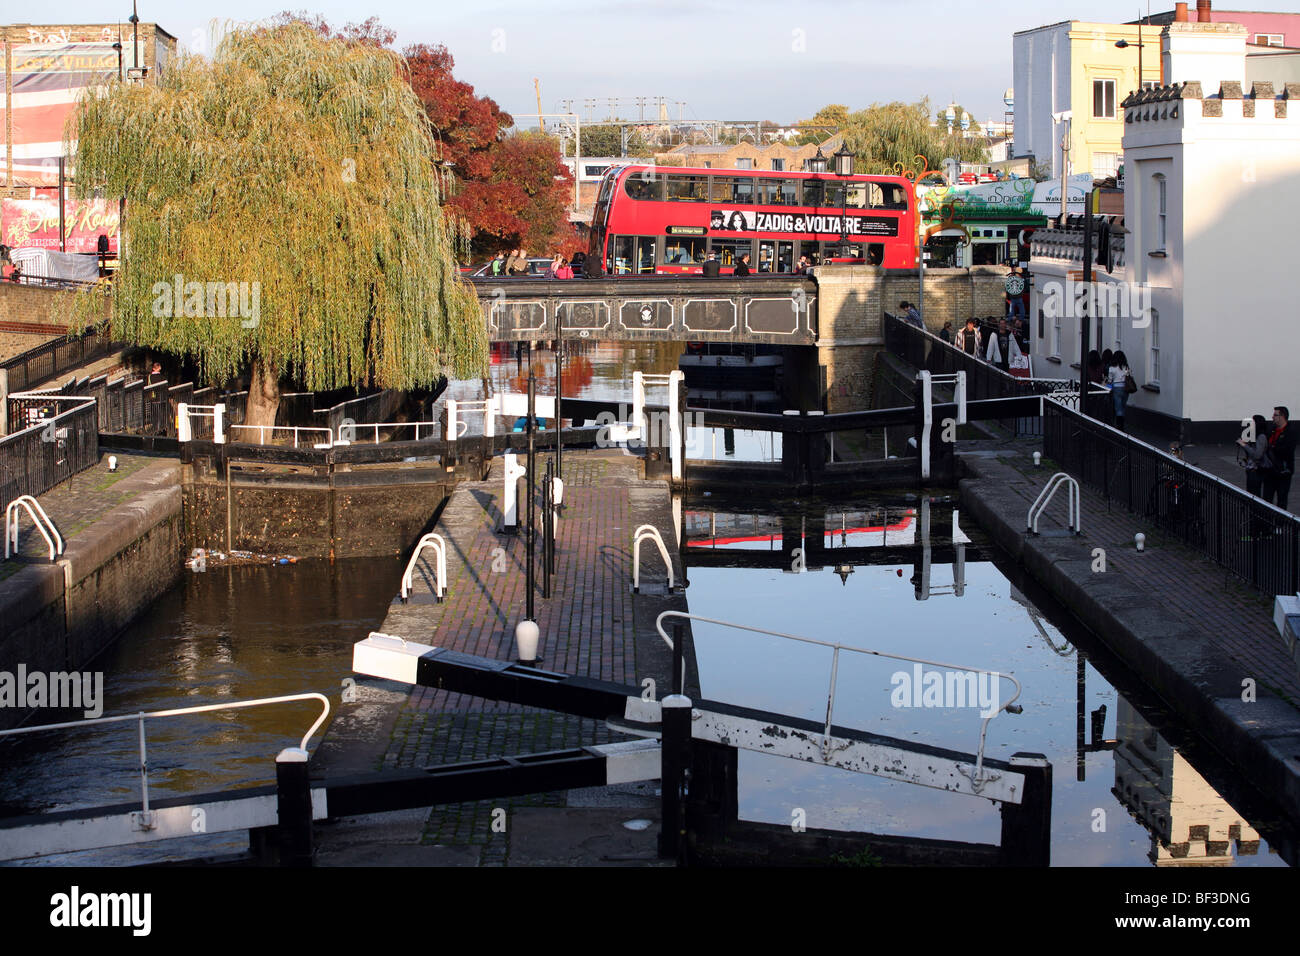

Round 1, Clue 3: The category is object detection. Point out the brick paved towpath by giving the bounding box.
[315,448,687,865]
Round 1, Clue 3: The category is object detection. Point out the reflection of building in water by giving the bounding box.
[1112,698,1260,865]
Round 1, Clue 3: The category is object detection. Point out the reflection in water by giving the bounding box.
[0,558,402,820]
[678,494,1290,867]
[1113,698,1262,866]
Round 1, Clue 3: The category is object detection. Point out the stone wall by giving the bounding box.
[0,463,182,730]
[814,265,1007,412]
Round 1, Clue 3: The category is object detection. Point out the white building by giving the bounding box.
[1028,19,1300,441]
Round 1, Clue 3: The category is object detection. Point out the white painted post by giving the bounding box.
[213,403,226,444]
[177,402,191,442]
[502,452,527,530]
[484,396,496,438]
[632,370,645,436]
[668,370,684,482]
[446,399,458,442]
[918,370,932,480]
[955,371,967,425]
[916,496,931,601]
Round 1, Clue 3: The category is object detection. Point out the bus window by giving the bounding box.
[776,241,794,272]
[666,176,709,202]
[664,236,705,265]
[711,238,752,267]
[757,241,774,272]
[867,181,908,209]
[803,179,824,206]
[636,236,657,274]
[624,172,663,202]
[758,180,788,205]
[611,236,634,275]
[845,184,867,209]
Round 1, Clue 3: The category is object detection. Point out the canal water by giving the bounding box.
[679,497,1292,866]
[0,557,403,865]
[1,343,1293,866]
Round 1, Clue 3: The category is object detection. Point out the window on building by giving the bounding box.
[1093,79,1116,118]
[771,158,785,171]
[1050,310,1062,358]
[1154,174,1167,253]
[1141,80,1159,91]
[736,158,754,169]
[1093,152,1119,178]
[1254,33,1284,47]
[1148,309,1160,383]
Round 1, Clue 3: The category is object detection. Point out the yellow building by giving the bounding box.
[1013,20,1163,180]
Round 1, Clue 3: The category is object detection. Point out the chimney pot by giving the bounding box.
[1197,0,1212,23]
[1175,1,1188,21]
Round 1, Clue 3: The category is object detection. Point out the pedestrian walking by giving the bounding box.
[939,322,953,344]
[733,253,752,277]
[954,317,981,357]
[1105,350,1134,432]
[702,252,721,277]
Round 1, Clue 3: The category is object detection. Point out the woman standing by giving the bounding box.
[1237,414,1272,498]
[1106,350,1133,432]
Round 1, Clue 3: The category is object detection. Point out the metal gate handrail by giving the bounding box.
[228,424,334,449]
[654,610,1022,793]
[0,693,331,831]
[1027,471,1081,534]
[5,494,64,560]
[633,524,675,592]
[401,532,447,601]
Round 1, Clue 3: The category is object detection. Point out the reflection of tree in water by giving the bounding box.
[507,355,594,397]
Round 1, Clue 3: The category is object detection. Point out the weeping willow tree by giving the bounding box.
[68,22,486,426]
[838,100,989,175]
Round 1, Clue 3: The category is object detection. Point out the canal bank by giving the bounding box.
[958,445,1300,826]
[312,448,689,865]
[0,454,183,730]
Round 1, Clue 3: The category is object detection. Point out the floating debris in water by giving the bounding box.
[187,550,299,568]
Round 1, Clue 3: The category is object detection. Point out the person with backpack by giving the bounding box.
[1237,413,1272,499]
[1105,350,1134,432]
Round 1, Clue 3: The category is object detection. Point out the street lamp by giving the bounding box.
[806,146,828,174]
[833,143,854,259]
[1116,35,1147,95]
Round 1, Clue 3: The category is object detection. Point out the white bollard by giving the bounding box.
[1033,451,1042,467]
[108,455,118,472]
[515,619,540,664]
[1135,533,1145,552]
[176,402,191,442]
[501,453,527,531]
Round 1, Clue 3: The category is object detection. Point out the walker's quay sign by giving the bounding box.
[709,208,899,237]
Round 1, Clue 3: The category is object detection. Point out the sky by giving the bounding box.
[27,0,1300,127]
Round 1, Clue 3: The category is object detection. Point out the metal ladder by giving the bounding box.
[1027,471,1081,534]
[5,494,64,561]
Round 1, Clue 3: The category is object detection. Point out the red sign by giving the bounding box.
[1,198,119,254]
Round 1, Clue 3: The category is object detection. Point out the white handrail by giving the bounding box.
[229,424,334,448]
[5,494,64,560]
[632,524,674,593]
[654,610,1022,793]
[401,532,448,601]
[335,421,441,444]
[1027,471,1081,534]
[0,692,331,830]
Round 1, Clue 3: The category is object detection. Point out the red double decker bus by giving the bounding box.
[587,164,917,275]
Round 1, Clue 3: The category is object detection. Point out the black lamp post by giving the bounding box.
[833,143,854,259]
[1116,37,1146,96]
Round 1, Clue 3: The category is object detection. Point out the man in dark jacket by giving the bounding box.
[733,253,752,277]
[1262,406,1297,511]
[702,252,720,277]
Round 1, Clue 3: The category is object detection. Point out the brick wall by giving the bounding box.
[814,265,1006,411]
[0,282,109,360]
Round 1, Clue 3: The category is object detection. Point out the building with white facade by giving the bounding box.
[1027,19,1300,441]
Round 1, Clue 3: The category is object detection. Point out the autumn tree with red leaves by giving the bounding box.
[277,13,579,260]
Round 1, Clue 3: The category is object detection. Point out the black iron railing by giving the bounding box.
[0,399,99,516]
[0,326,117,393]
[1044,402,1300,596]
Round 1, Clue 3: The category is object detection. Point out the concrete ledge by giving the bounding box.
[59,483,181,588]
[959,453,1300,825]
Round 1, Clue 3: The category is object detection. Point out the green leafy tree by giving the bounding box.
[69,22,485,428]
[838,99,988,175]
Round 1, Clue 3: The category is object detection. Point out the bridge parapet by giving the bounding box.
[471,276,817,345]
